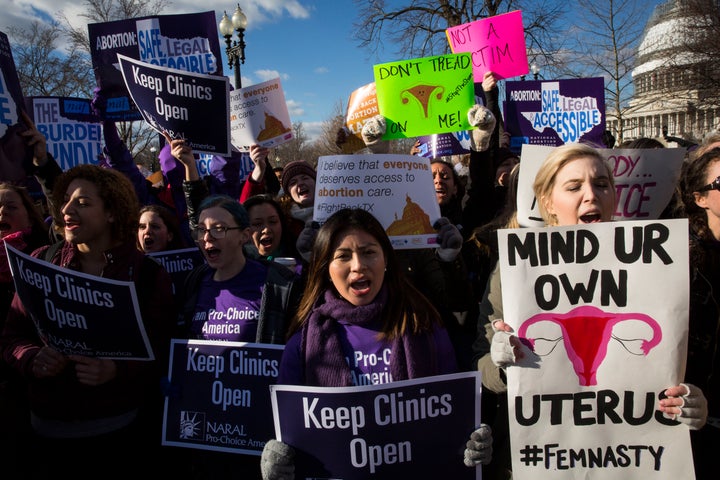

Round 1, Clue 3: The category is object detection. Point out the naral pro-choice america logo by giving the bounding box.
[521,82,602,143]
[179,411,205,439]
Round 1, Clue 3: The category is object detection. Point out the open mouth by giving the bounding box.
[579,212,603,223]
[349,278,371,296]
[204,246,221,261]
[259,236,273,248]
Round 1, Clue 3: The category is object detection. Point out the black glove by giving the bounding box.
[296,220,319,263]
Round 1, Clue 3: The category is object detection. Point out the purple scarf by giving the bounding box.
[301,285,439,386]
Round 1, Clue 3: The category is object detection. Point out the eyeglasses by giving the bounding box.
[698,176,720,192]
[192,225,244,241]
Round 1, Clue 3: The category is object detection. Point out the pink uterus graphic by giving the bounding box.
[517,305,662,386]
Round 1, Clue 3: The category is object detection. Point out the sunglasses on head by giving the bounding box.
[698,176,720,192]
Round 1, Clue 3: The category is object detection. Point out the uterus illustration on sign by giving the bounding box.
[516,305,662,387]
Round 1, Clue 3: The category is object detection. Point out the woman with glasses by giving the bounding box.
[678,147,720,479]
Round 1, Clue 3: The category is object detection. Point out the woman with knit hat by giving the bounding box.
[278,159,316,235]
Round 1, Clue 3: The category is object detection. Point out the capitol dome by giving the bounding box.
[608,0,720,144]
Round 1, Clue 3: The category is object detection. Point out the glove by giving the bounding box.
[261,439,295,480]
[361,115,389,153]
[673,383,708,430]
[490,330,520,367]
[464,424,493,467]
[296,221,319,263]
[467,104,496,152]
[434,218,462,262]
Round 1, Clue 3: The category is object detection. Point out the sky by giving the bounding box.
[0,0,398,143]
[1,0,667,143]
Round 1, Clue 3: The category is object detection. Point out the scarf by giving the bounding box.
[290,203,314,224]
[0,229,29,283]
[301,285,439,386]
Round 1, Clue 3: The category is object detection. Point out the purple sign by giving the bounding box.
[118,54,230,156]
[88,12,223,121]
[0,30,32,184]
[504,77,606,149]
[270,372,482,479]
[415,131,471,158]
[6,245,154,360]
[148,247,205,297]
[162,340,284,455]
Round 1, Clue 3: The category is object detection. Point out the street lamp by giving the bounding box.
[149,145,158,172]
[218,5,248,89]
[530,63,541,80]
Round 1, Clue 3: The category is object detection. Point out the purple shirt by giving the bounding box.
[190,259,267,341]
[279,320,457,385]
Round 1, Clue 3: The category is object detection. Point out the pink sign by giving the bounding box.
[445,10,529,81]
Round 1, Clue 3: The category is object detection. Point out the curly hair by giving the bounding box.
[51,164,140,244]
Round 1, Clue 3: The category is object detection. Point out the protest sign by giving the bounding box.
[374,53,474,139]
[25,97,102,171]
[505,78,606,149]
[162,339,284,455]
[0,30,31,184]
[497,219,692,478]
[117,54,230,156]
[88,11,223,121]
[6,244,154,360]
[515,145,685,227]
[148,247,205,296]
[342,82,379,153]
[446,10,529,81]
[270,372,482,479]
[414,131,472,158]
[229,77,294,152]
[313,154,441,249]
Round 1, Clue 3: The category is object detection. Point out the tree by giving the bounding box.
[7,22,93,98]
[56,0,170,158]
[561,0,648,144]
[352,0,566,78]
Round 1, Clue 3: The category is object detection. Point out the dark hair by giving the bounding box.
[138,203,187,250]
[288,208,440,340]
[197,194,249,229]
[0,182,48,235]
[680,148,720,248]
[51,165,140,244]
[243,193,299,258]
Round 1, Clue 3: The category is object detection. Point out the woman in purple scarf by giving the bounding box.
[260,208,492,479]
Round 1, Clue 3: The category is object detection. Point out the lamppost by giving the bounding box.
[149,145,158,172]
[218,5,248,89]
[530,63,541,80]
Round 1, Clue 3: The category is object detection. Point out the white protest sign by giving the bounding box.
[230,77,294,151]
[313,154,441,249]
[498,219,692,479]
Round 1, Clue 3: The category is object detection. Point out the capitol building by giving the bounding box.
[606,0,720,144]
